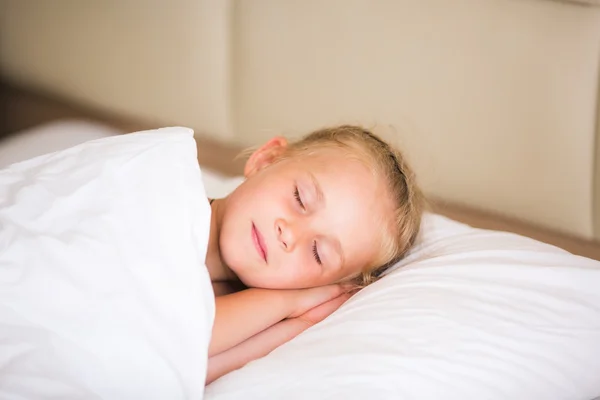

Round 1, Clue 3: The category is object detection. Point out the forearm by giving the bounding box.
[206,317,311,385]
[209,288,294,357]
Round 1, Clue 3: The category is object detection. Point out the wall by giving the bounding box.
[1,0,599,239]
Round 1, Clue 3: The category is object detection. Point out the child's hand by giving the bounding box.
[294,291,353,326]
[287,284,355,319]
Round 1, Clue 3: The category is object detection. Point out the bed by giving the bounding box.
[1,89,600,400]
[1,1,600,399]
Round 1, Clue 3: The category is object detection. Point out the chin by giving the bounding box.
[224,259,261,288]
[237,274,279,290]
[238,276,270,289]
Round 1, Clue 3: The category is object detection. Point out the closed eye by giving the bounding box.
[312,241,322,265]
[294,186,305,210]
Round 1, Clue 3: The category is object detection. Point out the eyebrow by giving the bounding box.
[307,172,345,268]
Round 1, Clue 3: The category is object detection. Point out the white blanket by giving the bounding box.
[0,128,214,399]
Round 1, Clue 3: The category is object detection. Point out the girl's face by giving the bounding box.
[218,137,393,289]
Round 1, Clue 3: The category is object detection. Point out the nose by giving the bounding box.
[275,218,299,251]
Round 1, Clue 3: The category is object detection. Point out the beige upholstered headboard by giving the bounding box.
[1,0,599,241]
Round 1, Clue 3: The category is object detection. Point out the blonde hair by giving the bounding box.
[279,125,425,287]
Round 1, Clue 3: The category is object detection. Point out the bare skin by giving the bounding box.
[204,137,392,384]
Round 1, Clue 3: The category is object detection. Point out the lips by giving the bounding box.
[251,223,268,263]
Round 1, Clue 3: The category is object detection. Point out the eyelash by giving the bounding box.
[293,186,305,209]
[294,186,321,265]
[312,241,322,265]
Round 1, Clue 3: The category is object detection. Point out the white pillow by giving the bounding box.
[0,127,215,399]
[0,119,243,200]
[205,209,600,399]
[0,119,121,169]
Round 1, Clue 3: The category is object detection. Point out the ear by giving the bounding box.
[244,136,288,177]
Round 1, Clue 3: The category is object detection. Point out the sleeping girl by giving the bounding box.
[204,125,424,383]
[0,123,423,394]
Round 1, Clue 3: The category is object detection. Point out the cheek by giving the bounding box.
[217,224,244,272]
[283,253,326,286]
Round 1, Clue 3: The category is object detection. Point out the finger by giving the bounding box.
[297,292,352,325]
[340,282,361,295]
[320,292,352,312]
[290,284,345,318]
[308,284,346,303]
[305,292,352,318]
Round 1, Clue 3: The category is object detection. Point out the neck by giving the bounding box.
[205,198,237,281]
